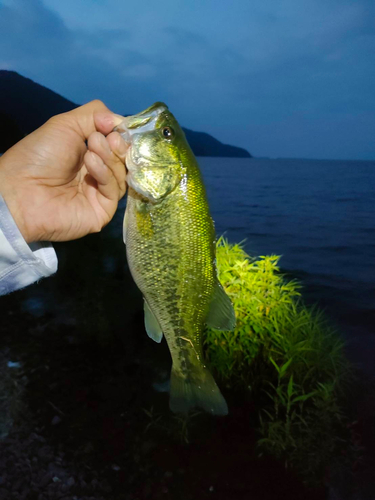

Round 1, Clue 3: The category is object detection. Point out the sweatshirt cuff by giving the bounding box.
[0,195,58,295]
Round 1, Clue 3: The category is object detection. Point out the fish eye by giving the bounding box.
[162,126,174,139]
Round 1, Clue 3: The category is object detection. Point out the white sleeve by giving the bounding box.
[0,195,58,295]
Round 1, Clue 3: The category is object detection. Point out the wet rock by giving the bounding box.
[99,479,111,493]
[39,472,52,488]
[80,479,87,489]
[51,415,61,426]
[11,477,22,491]
[37,446,53,461]
[142,484,152,498]
[66,476,75,488]
[19,489,29,500]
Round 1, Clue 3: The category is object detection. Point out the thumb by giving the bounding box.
[67,100,124,140]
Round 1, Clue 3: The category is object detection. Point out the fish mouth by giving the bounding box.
[114,103,169,192]
[114,102,168,144]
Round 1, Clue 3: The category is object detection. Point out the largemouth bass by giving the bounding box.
[115,103,235,415]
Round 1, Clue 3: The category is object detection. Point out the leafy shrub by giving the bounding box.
[205,238,354,481]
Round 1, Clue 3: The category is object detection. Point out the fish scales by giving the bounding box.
[126,166,215,376]
[116,102,235,415]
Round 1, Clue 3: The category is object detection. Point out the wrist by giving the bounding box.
[0,159,33,244]
[0,193,33,243]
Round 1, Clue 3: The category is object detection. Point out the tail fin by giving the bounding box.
[169,365,228,416]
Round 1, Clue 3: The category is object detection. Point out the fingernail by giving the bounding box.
[113,114,125,127]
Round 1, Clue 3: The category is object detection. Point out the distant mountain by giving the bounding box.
[181,128,250,157]
[0,71,77,147]
[0,71,251,157]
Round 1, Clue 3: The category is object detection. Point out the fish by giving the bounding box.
[115,102,235,416]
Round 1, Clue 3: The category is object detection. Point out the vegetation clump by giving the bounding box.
[205,238,355,481]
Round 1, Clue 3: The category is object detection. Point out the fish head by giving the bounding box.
[115,102,191,202]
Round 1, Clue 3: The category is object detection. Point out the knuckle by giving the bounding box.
[91,99,104,107]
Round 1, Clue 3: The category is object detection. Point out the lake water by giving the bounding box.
[197,157,375,377]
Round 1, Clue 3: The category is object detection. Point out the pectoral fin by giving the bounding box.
[206,283,236,331]
[144,299,163,343]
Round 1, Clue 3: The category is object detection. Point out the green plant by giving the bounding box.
[205,238,354,482]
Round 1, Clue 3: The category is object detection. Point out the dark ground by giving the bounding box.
[0,230,374,500]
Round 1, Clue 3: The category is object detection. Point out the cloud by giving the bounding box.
[0,0,156,111]
[0,0,374,158]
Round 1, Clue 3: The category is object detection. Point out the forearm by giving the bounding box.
[0,194,57,295]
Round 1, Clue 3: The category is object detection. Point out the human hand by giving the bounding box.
[0,100,127,243]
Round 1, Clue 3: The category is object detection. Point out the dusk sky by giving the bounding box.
[0,0,374,160]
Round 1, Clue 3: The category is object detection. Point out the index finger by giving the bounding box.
[69,100,124,140]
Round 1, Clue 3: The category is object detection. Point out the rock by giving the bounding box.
[66,476,75,488]
[37,446,53,461]
[51,415,61,426]
[18,489,28,500]
[40,473,52,488]
[11,478,22,491]
[99,479,111,493]
[143,484,152,498]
